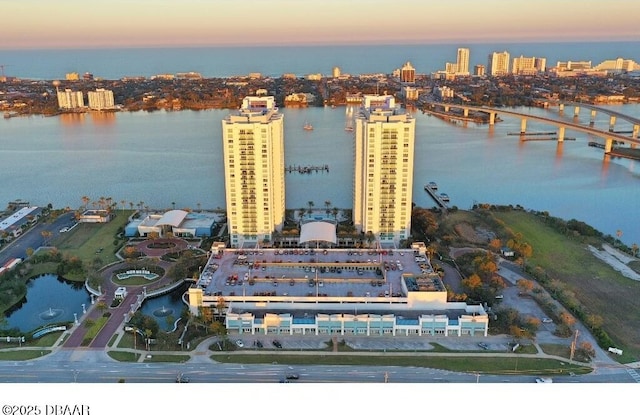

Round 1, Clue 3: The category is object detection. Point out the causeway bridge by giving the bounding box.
[543,100,640,134]
[423,101,640,155]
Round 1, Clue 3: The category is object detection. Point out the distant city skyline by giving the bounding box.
[2,0,639,50]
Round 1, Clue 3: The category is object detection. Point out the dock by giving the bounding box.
[423,183,448,213]
[507,131,557,136]
[521,136,575,142]
[285,164,329,174]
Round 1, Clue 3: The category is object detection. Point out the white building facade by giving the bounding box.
[353,95,415,245]
[56,89,84,109]
[512,56,546,75]
[456,48,470,75]
[488,51,511,76]
[222,96,285,248]
[87,88,115,110]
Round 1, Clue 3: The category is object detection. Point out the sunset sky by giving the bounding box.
[2,0,639,49]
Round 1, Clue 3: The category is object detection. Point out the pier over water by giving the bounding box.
[286,164,329,174]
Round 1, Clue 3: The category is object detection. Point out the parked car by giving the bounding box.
[255,340,263,348]
[272,340,283,348]
[542,318,553,323]
[285,373,299,380]
[235,340,244,348]
[478,342,489,350]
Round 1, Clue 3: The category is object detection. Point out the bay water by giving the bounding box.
[1,104,639,246]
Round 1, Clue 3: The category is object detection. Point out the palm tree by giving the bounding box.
[332,207,340,222]
[307,200,314,216]
[171,201,176,210]
[41,230,52,246]
[129,202,134,210]
[120,200,126,211]
[324,200,331,214]
[81,195,90,210]
[298,207,306,223]
[365,231,375,248]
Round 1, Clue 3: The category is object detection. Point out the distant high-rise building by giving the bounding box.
[87,88,115,110]
[488,51,510,76]
[221,96,285,248]
[456,48,470,75]
[594,58,639,72]
[474,64,486,76]
[556,60,592,71]
[332,66,341,78]
[400,61,416,83]
[512,55,546,75]
[443,48,469,77]
[353,95,415,244]
[56,88,84,109]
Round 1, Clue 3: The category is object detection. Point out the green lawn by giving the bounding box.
[145,354,190,363]
[492,211,640,359]
[0,350,51,361]
[82,316,109,345]
[211,353,591,375]
[55,211,132,264]
[107,351,140,362]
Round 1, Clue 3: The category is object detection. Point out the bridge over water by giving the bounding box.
[546,101,640,136]
[423,101,640,156]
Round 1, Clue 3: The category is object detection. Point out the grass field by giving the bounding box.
[491,210,640,360]
[55,211,132,264]
[107,351,140,362]
[211,353,591,375]
[0,350,51,361]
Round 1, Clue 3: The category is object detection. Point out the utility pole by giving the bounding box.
[569,329,579,361]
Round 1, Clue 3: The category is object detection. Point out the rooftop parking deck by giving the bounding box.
[196,248,440,300]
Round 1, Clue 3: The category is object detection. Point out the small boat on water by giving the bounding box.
[439,193,450,202]
[303,122,313,131]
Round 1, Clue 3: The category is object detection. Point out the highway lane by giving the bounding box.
[0,358,635,384]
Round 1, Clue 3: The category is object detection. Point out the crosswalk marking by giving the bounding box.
[626,368,640,382]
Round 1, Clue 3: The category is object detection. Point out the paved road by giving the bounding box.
[0,211,75,263]
[0,338,637,384]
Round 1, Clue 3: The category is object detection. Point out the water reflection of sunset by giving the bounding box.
[59,112,86,126]
[58,111,117,151]
[89,111,116,126]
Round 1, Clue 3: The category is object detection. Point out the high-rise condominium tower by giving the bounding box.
[400,61,416,83]
[56,88,84,109]
[87,88,115,110]
[353,95,415,245]
[488,51,511,76]
[221,96,285,248]
[456,48,470,75]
